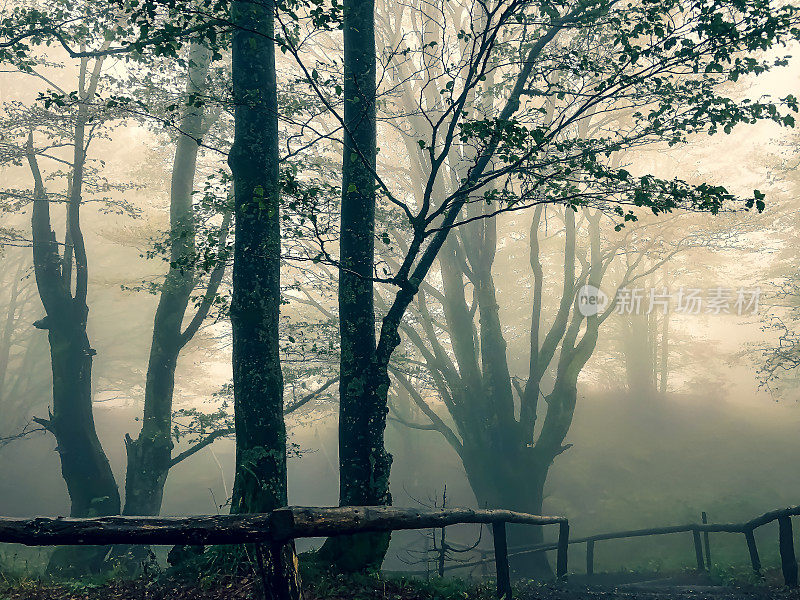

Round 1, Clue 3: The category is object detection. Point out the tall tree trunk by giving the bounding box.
[659,271,670,394]
[53,77,120,523]
[25,53,121,573]
[123,42,212,519]
[401,208,604,581]
[318,0,390,572]
[229,0,285,519]
[228,4,300,595]
[622,312,657,399]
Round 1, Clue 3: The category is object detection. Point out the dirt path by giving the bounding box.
[520,585,800,600]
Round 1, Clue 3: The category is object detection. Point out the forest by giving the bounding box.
[1,0,800,598]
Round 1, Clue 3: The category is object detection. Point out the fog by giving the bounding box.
[2,1,800,585]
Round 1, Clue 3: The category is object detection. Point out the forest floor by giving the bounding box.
[2,571,800,600]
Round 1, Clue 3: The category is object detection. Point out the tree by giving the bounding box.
[2,0,798,580]
[228,0,285,516]
[0,5,237,571]
[281,0,797,571]
[123,40,229,520]
[20,40,123,572]
[618,287,666,398]
[386,204,675,576]
[0,0,328,547]
[751,134,800,395]
[0,249,50,441]
[227,0,301,595]
[315,0,391,572]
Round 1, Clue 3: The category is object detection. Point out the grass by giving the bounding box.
[304,571,496,600]
[0,546,793,600]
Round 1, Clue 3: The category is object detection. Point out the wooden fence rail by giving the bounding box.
[0,506,569,600]
[446,505,800,588]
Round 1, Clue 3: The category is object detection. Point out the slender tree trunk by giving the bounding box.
[318,0,390,573]
[622,312,657,398]
[659,272,670,394]
[123,42,212,519]
[0,260,22,400]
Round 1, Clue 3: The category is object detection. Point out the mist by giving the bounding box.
[2,0,800,597]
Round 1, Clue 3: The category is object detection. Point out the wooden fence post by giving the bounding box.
[492,522,512,600]
[557,521,569,581]
[692,530,704,571]
[438,525,446,577]
[586,539,594,577]
[744,529,761,576]
[778,515,798,587]
[701,512,711,570]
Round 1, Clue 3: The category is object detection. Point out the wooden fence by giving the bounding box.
[5,504,798,594]
[444,505,800,587]
[0,506,569,600]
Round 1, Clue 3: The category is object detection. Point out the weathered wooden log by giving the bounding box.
[271,506,566,540]
[778,515,798,587]
[556,521,569,580]
[0,514,276,546]
[491,523,748,568]
[744,529,761,575]
[498,521,750,560]
[0,507,566,547]
[584,522,745,542]
[492,521,512,600]
[692,530,705,571]
[747,506,800,530]
[586,539,594,577]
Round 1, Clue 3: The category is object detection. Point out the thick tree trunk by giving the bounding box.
[123,319,186,519]
[123,356,178,517]
[47,324,120,520]
[460,442,553,580]
[26,60,121,572]
[318,0,390,573]
[41,309,121,575]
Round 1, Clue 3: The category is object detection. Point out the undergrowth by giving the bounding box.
[0,548,787,600]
